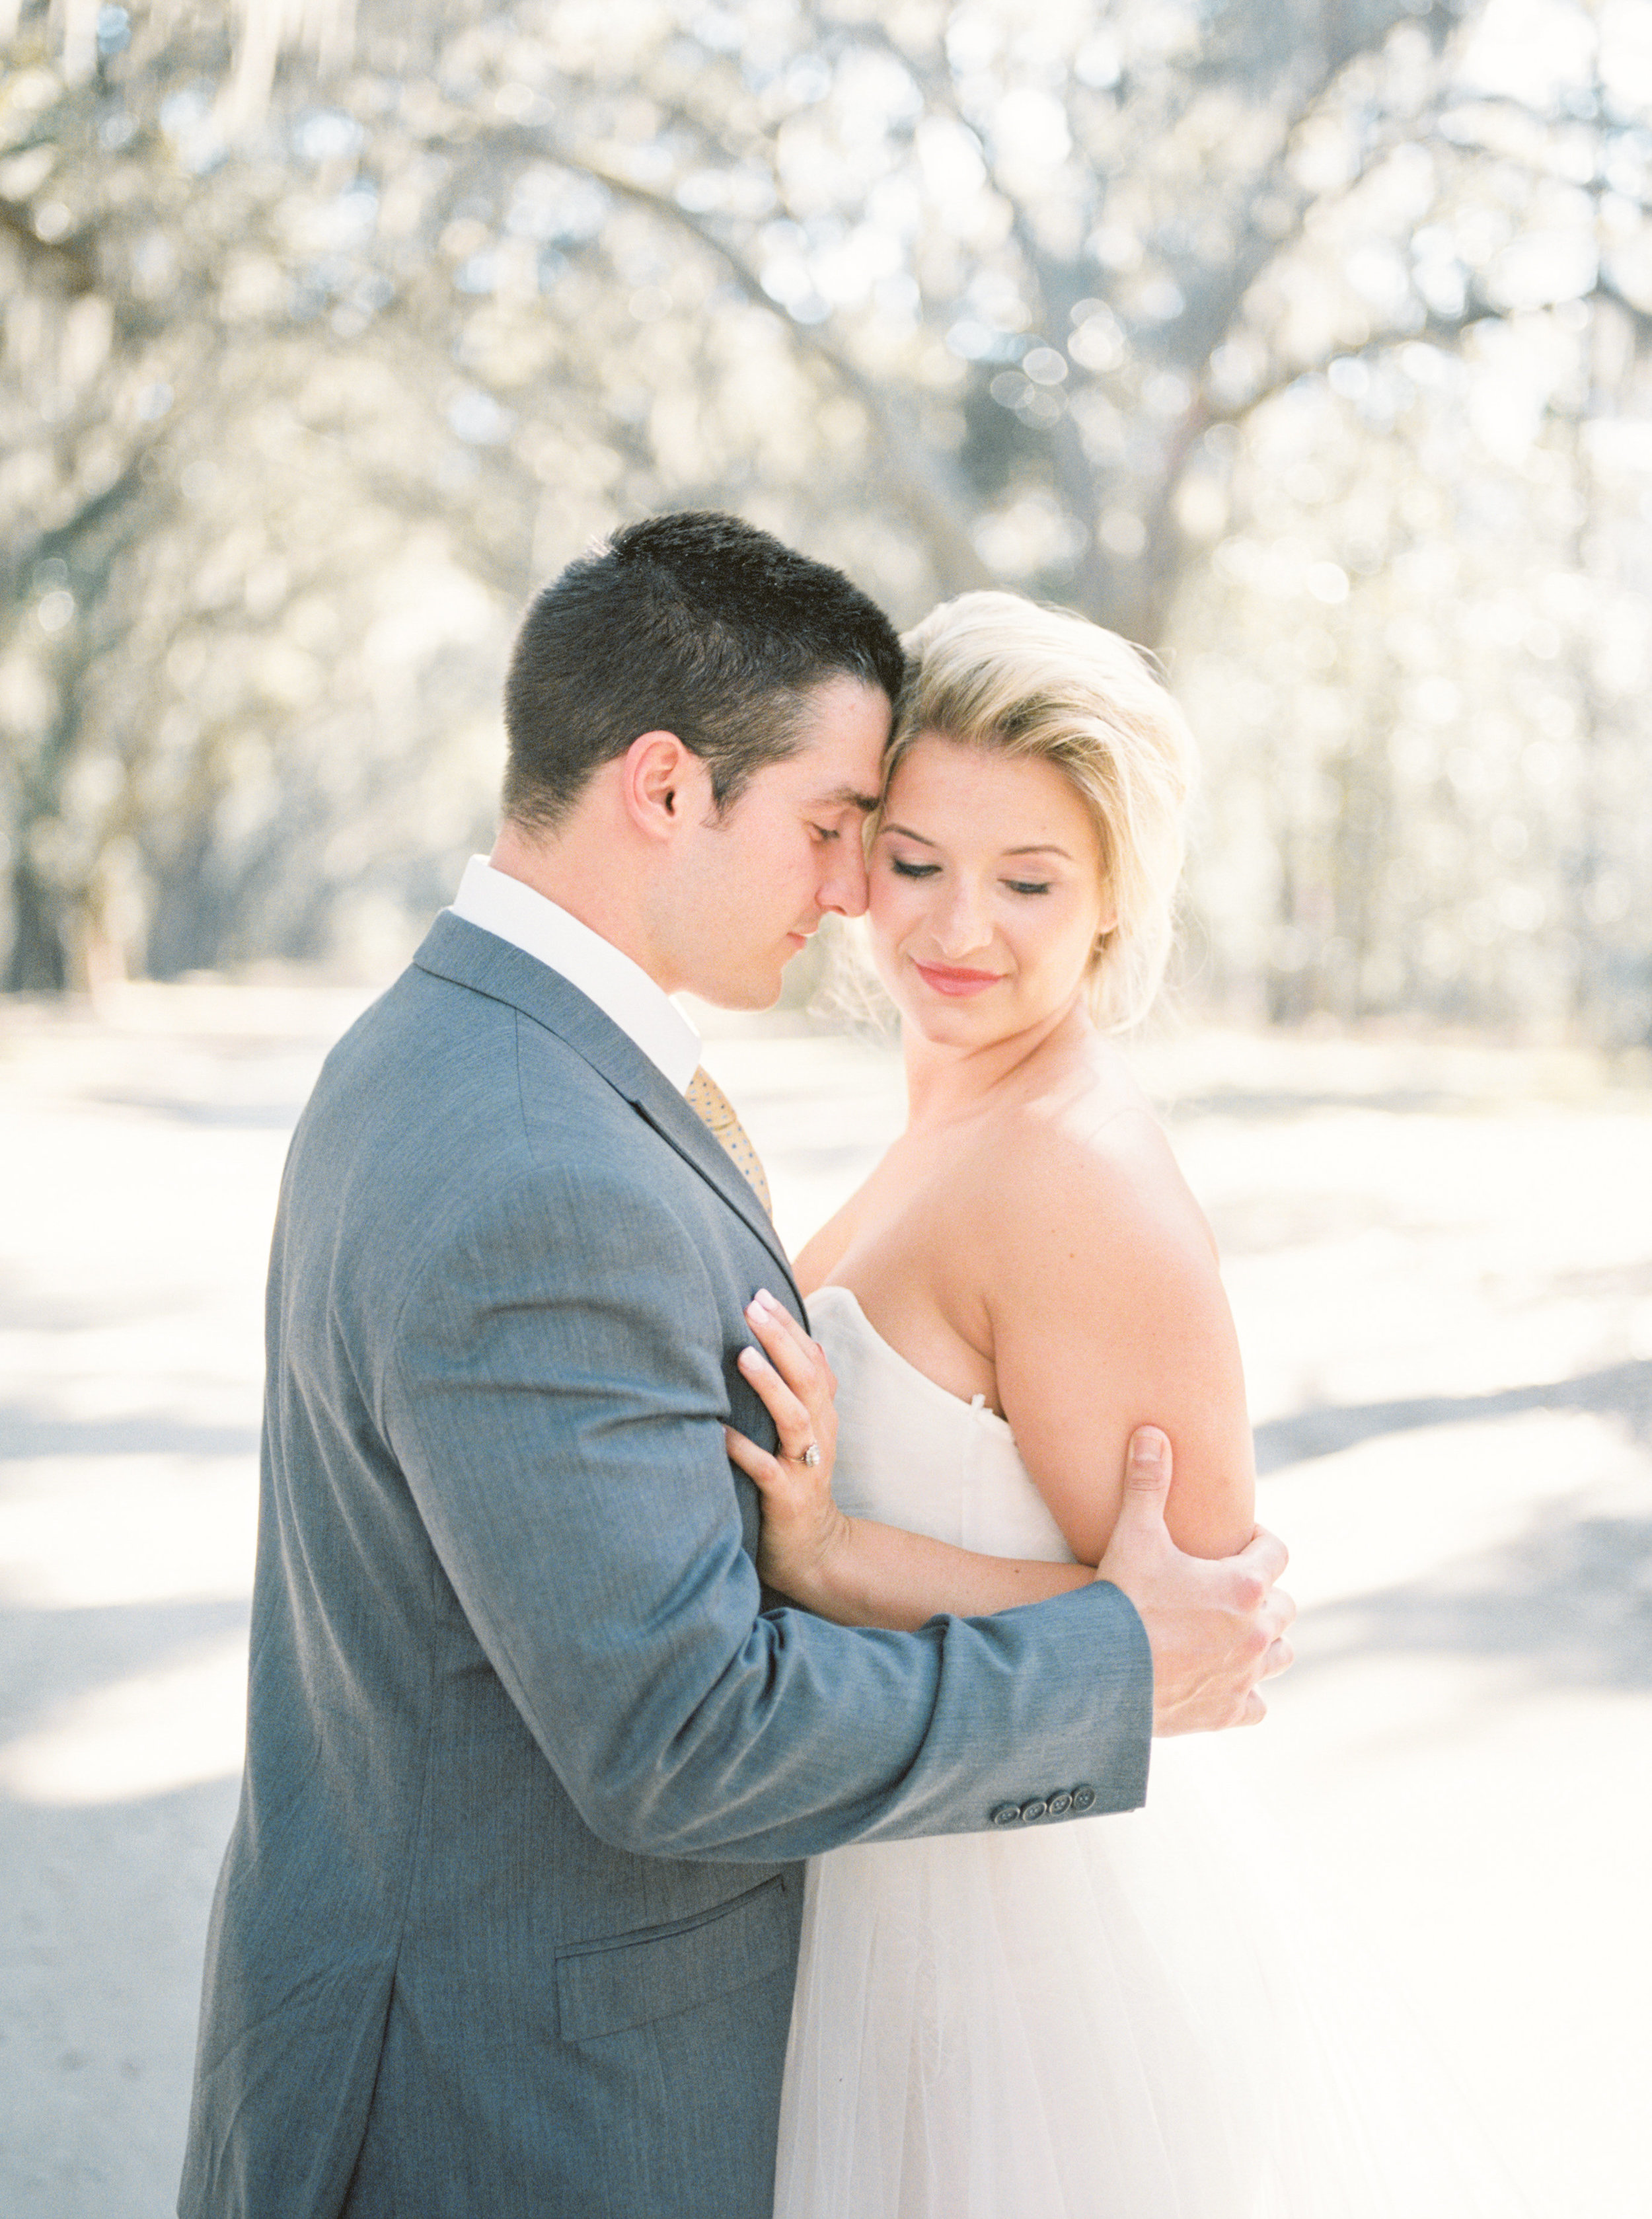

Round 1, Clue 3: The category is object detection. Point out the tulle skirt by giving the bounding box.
[774,1743,1528,2219]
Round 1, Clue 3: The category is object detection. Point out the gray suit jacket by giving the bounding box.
[179,912,1152,2219]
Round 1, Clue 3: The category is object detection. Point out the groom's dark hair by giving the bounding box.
[501,511,906,829]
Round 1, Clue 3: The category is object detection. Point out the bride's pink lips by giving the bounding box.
[912,959,1002,998]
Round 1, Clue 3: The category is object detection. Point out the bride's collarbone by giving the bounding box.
[800,1094,1111,1363]
[814,1187,998,1408]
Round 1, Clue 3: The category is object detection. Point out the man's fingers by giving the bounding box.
[1116,1441,1299,1736]
[1254,1591,1295,1640]
[1237,1523,1289,1589]
[1119,1425,1172,1498]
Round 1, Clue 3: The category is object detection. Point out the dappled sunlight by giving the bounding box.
[0,1454,256,1608]
[0,1635,247,1806]
[1260,1406,1650,1619]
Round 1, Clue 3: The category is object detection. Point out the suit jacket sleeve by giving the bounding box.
[380,1156,1152,1863]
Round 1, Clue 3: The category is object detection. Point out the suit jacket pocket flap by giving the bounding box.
[555,1875,794,2045]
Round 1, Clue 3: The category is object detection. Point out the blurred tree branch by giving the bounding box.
[1,0,1648,1043]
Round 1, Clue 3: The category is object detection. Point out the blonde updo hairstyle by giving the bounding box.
[884,591,1197,1033]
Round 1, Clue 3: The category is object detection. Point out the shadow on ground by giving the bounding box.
[1,1598,252,1738]
[1295,1502,1652,1693]
[1255,1358,1652,1472]
[1,1774,241,2219]
[87,1090,309,1131]
[0,1407,258,1460]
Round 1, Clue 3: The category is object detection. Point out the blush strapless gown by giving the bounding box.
[772,1283,1528,2219]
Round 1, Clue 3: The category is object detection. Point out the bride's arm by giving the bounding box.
[728,1112,1253,1626]
[726,1352,1187,1637]
[728,1295,1093,1628]
[821,1544,1094,1626]
[985,1109,1255,1566]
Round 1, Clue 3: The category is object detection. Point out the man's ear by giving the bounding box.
[618,730,710,843]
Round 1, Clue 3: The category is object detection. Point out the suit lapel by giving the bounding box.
[413,913,800,1302]
[627,1093,798,1295]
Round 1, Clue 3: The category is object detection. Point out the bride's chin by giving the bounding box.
[898,997,1009,1047]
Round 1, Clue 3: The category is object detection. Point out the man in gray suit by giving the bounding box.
[180,513,1291,2218]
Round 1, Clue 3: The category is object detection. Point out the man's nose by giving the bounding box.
[819,837,870,919]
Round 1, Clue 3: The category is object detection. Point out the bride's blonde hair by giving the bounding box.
[886,591,1197,1033]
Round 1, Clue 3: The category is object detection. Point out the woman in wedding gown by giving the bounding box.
[726,593,1528,2219]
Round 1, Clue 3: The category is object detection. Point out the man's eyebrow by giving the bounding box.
[811,784,882,813]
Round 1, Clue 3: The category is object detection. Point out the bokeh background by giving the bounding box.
[5,0,1652,1041]
[4,4,1652,2216]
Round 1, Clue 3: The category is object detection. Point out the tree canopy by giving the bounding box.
[3,0,1649,1042]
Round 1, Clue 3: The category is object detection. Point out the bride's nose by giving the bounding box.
[929,873,993,958]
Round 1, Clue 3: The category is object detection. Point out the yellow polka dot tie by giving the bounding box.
[685,1065,772,1217]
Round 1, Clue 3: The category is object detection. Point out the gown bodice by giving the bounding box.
[806,1283,1072,1563]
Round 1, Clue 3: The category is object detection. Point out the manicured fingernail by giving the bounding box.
[737,1345,762,1370]
[755,1287,778,1310]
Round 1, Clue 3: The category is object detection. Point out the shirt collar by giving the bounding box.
[449,856,702,1094]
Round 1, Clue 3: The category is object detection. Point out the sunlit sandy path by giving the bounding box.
[2,984,1648,2216]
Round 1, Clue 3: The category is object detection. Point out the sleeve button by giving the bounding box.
[991,1803,1022,1826]
[1018,1797,1048,1823]
[1046,1791,1072,1816]
[1071,1784,1096,1812]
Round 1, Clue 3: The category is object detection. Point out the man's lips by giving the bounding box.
[912,959,1003,998]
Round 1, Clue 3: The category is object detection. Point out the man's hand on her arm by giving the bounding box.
[1094,1427,1295,1735]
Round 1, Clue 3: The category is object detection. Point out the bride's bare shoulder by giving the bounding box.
[969,1045,1202,1248]
[793,1198,858,1296]
[966,1044,1252,1562]
[792,1164,893,1294]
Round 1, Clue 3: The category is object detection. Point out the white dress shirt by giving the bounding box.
[449,856,701,1094]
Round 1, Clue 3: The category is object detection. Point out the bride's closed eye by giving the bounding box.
[1004,879,1053,897]
[889,858,942,880]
